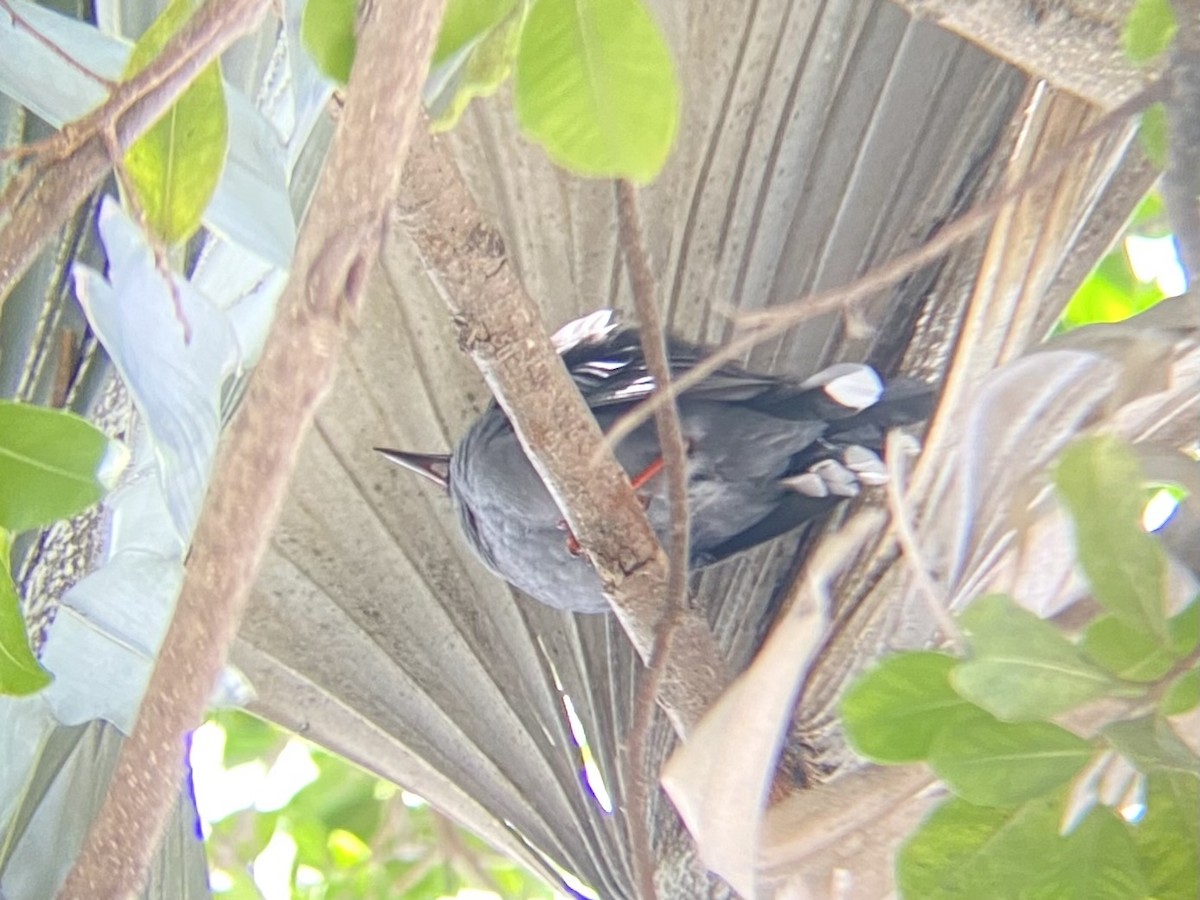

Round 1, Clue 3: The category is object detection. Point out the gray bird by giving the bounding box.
[378,310,933,613]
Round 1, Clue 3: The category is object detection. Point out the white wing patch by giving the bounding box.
[551,309,622,353]
[800,363,883,410]
[610,375,657,400]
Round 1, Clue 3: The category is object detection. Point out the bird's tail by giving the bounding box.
[824,376,935,445]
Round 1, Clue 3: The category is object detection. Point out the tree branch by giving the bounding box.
[398,129,732,738]
[615,179,690,900]
[55,0,447,895]
[0,0,269,303]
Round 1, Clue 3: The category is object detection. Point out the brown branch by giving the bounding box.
[55,0,447,896]
[1165,0,1200,281]
[615,179,690,900]
[0,0,268,305]
[616,181,691,626]
[398,130,732,738]
[601,83,1162,451]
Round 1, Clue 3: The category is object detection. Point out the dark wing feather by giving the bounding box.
[562,329,807,411]
[561,329,911,426]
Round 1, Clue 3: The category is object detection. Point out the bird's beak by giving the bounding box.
[375,448,451,494]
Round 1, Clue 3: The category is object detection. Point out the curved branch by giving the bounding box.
[55,0,447,895]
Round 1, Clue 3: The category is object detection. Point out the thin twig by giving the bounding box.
[598,83,1163,454]
[0,0,270,304]
[883,431,963,649]
[0,0,116,89]
[616,179,691,900]
[102,126,193,343]
[55,0,447,895]
[617,180,690,636]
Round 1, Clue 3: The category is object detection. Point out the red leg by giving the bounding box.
[559,455,668,556]
[629,455,665,491]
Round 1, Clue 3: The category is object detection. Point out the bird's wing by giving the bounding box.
[563,328,894,423]
[562,328,772,407]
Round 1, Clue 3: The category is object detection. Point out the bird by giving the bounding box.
[377,310,933,614]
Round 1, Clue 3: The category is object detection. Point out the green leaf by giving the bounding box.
[426,0,523,129]
[1060,249,1166,329]
[1047,806,1148,900]
[0,529,53,695]
[1083,614,1174,682]
[514,0,679,182]
[1132,773,1200,900]
[435,0,519,62]
[929,718,1093,806]
[1160,668,1198,716]
[1139,103,1168,168]
[1167,600,1198,656]
[1055,437,1168,640]
[288,816,330,869]
[290,756,382,841]
[0,400,122,533]
[841,652,990,763]
[953,595,1120,720]
[213,709,287,767]
[301,0,357,85]
[122,0,228,245]
[327,827,372,868]
[1124,0,1176,63]
[899,797,1147,900]
[898,795,1057,899]
[1103,714,1198,775]
[1128,190,1170,238]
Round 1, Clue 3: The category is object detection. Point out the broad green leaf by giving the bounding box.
[1128,190,1170,237]
[953,595,1120,720]
[901,799,1145,900]
[0,529,52,695]
[1082,614,1174,682]
[1132,773,1200,900]
[1160,668,1198,716]
[1167,600,1198,656]
[0,400,122,532]
[929,718,1093,806]
[426,0,523,129]
[1060,249,1166,329]
[898,795,1060,900]
[1124,0,1176,62]
[1103,714,1197,775]
[514,0,679,182]
[435,0,519,62]
[123,0,228,244]
[1139,103,1168,168]
[1055,437,1168,640]
[841,652,989,763]
[301,0,357,85]
[1041,806,1148,900]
